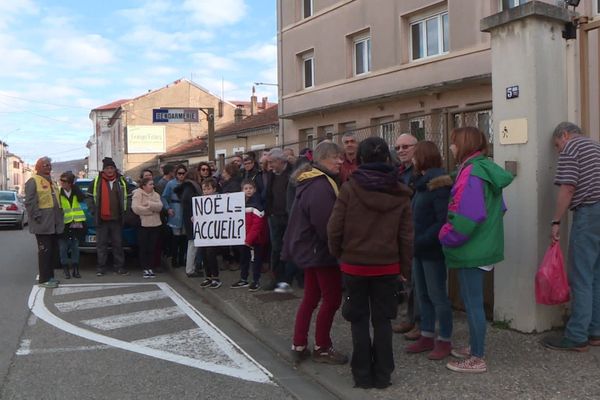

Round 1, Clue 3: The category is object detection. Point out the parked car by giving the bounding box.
[0,190,28,229]
[74,178,138,253]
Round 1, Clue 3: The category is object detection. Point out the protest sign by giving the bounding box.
[192,192,246,247]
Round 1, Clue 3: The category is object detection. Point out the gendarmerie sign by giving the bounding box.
[152,108,199,123]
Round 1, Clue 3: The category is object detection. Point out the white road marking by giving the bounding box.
[54,290,167,312]
[81,306,185,330]
[16,339,109,355]
[28,283,274,384]
[53,285,126,296]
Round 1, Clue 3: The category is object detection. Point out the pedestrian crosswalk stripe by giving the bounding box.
[81,306,185,331]
[53,285,128,296]
[28,283,274,384]
[54,290,167,313]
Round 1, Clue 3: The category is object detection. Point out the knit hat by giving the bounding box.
[102,157,116,170]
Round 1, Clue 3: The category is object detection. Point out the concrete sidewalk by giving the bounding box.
[170,267,600,400]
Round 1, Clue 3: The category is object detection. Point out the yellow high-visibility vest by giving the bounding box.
[93,175,128,211]
[60,194,86,224]
[33,175,61,209]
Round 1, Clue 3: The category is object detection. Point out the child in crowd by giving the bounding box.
[199,178,222,289]
[231,179,267,291]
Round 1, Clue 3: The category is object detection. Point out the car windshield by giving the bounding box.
[0,192,16,202]
[74,180,92,194]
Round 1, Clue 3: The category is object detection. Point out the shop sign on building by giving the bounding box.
[126,125,166,153]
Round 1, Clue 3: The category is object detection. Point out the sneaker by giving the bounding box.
[186,271,203,278]
[96,269,105,277]
[405,336,434,353]
[147,269,156,278]
[48,277,60,285]
[450,346,471,359]
[231,280,249,289]
[116,268,130,276]
[248,282,261,292]
[590,336,600,346]
[274,282,293,294]
[291,346,311,367]
[209,279,222,289]
[38,280,58,289]
[541,336,589,352]
[312,346,348,365]
[143,269,152,279]
[428,340,452,360]
[200,279,213,288]
[446,357,487,373]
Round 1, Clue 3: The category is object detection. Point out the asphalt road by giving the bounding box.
[0,227,335,400]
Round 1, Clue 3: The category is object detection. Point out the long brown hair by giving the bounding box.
[450,127,488,164]
[413,141,442,173]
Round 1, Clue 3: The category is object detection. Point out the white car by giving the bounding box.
[0,190,28,229]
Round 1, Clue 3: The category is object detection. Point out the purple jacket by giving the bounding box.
[281,166,339,269]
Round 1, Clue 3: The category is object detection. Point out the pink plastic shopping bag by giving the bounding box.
[535,243,570,305]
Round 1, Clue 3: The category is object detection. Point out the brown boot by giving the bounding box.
[428,340,452,360]
[404,325,421,341]
[392,321,414,334]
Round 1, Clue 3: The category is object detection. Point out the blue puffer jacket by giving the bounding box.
[412,168,453,260]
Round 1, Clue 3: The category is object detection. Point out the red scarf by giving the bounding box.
[100,174,115,220]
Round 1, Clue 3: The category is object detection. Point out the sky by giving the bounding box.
[0,0,278,164]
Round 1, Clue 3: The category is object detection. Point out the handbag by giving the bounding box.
[535,242,570,305]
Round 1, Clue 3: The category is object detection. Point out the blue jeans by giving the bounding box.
[413,257,453,340]
[457,268,486,358]
[565,201,600,343]
[59,236,80,265]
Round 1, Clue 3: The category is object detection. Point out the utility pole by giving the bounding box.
[199,108,215,161]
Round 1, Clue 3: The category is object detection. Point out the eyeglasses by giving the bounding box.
[394,144,415,151]
[60,179,68,183]
[177,171,186,175]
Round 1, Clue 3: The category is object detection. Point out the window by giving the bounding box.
[232,147,245,154]
[411,12,449,60]
[596,0,600,15]
[410,118,426,141]
[302,53,314,89]
[354,36,371,76]
[318,125,334,140]
[300,128,315,149]
[500,0,527,10]
[303,0,313,18]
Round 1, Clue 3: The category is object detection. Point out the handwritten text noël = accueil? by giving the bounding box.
[194,195,243,216]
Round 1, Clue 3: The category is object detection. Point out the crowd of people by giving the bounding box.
[23,120,600,389]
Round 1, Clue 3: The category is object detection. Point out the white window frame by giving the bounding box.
[216,149,227,158]
[303,0,313,19]
[232,146,245,154]
[410,12,449,61]
[353,35,371,76]
[302,53,314,89]
[250,144,265,151]
[409,117,426,140]
[595,0,600,15]
[306,134,315,149]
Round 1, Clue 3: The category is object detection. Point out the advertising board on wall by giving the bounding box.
[126,125,166,153]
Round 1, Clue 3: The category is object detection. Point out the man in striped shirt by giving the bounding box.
[543,121,600,352]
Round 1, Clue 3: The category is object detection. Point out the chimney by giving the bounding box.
[261,97,268,110]
[234,105,244,123]
[250,86,257,115]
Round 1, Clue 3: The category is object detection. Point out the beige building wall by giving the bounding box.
[215,127,278,159]
[278,0,600,145]
[114,79,237,177]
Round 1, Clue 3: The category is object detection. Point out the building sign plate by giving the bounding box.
[152,108,199,123]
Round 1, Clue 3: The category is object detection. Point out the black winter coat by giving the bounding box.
[412,168,453,260]
[174,180,202,240]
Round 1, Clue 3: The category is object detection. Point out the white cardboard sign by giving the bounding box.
[192,192,246,247]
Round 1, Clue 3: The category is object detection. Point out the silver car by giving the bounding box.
[0,190,28,229]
